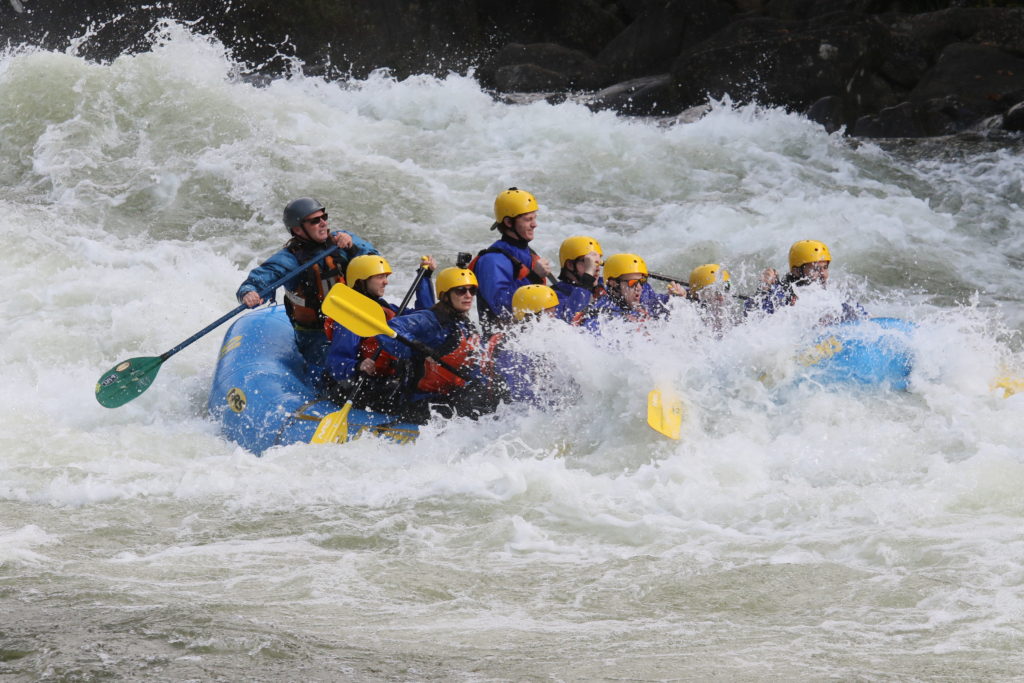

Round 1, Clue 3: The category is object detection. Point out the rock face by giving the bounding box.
[2,0,1023,137]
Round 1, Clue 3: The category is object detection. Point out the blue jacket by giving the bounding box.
[325,275,436,383]
[235,232,378,306]
[582,283,669,333]
[472,236,540,329]
[744,278,866,322]
[552,276,601,325]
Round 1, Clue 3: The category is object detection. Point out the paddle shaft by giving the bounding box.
[648,271,688,287]
[159,244,343,363]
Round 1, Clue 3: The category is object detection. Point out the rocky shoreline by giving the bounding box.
[3,0,1023,137]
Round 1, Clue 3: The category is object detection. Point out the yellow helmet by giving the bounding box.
[603,253,648,280]
[688,264,731,294]
[346,255,392,285]
[435,267,478,296]
[789,240,832,269]
[512,285,559,321]
[493,187,538,222]
[558,235,603,266]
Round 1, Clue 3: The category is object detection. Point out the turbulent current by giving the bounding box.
[2,23,1023,680]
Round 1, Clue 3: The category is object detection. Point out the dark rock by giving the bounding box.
[1004,101,1024,132]
[493,64,571,92]
[852,101,923,138]
[807,95,845,133]
[588,74,676,116]
[886,8,1024,63]
[596,0,734,83]
[670,14,891,112]
[479,42,608,90]
[853,95,993,138]
[910,42,1024,116]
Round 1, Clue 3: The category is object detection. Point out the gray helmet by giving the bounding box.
[283,197,326,230]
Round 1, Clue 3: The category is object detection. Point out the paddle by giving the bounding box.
[95,244,342,408]
[312,259,431,444]
[647,388,684,440]
[322,283,472,380]
[994,375,1023,399]
[648,271,689,287]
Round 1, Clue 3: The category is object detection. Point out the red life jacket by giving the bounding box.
[357,307,398,375]
[415,319,500,395]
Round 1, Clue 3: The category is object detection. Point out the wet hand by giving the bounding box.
[667,282,686,297]
[422,255,436,271]
[760,268,778,286]
[333,232,353,250]
[358,358,377,375]
[242,291,262,308]
[581,252,601,277]
[535,257,553,279]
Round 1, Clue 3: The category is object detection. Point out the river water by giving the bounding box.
[2,22,1023,680]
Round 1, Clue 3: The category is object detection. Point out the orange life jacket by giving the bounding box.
[283,239,345,330]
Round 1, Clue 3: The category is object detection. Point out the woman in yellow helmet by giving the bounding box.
[323,254,436,411]
[373,266,500,422]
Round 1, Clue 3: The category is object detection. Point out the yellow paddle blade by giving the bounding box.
[993,375,1024,399]
[322,284,397,339]
[310,402,354,445]
[647,389,684,440]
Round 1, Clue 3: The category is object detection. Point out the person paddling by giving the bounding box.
[373,267,498,423]
[490,284,574,406]
[584,253,683,330]
[686,263,741,336]
[553,235,605,324]
[323,254,436,412]
[469,187,553,333]
[236,197,378,370]
[746,240,865,323]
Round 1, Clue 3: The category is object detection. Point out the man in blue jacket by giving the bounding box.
[470,187,553,333]
[236,197,378,369]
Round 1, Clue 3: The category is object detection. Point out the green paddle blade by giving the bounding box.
[310,402,354,445]
[647,389,684,440]
[322,284,397,339]
[95,356,164,408]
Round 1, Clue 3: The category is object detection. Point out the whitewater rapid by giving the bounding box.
[2,23,1023,680]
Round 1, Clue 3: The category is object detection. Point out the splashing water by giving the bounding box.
[1,22,1023,679]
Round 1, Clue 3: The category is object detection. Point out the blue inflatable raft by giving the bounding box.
[207,306,418,455]
[796,317,915,390]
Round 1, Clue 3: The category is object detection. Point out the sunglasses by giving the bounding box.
[303,213,328,225]
[618,276,647,288]
[449,286,477,296]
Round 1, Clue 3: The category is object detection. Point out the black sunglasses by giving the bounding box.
[450,286,477,296]
[303,213,328,225]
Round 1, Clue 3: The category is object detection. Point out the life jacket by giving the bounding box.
[283,238,345,330]
[357,306,399,376]
[467,246,546,286]
[414,308,496,395]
